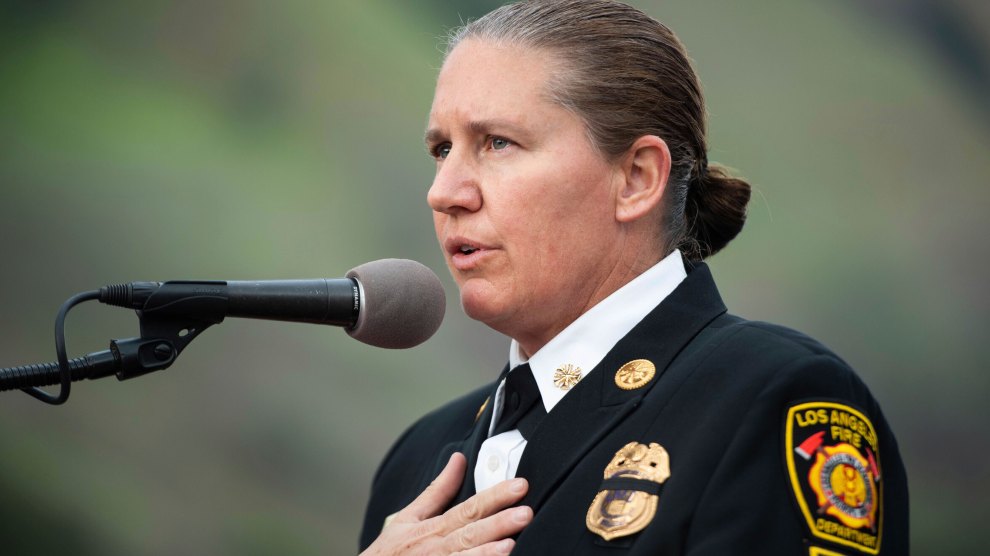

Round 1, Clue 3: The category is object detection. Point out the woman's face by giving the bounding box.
[426,39,632,354]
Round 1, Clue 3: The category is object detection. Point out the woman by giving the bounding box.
[360,1,907,554]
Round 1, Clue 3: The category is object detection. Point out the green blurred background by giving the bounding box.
[0,0,986,554]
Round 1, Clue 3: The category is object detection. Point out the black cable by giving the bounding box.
[21,290,101,405]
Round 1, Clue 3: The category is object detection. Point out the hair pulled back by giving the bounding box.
[447,0,751,261]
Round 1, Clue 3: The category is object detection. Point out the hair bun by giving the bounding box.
[683,163,751,260]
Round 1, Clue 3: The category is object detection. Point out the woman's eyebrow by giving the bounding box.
[425,119,529,145]
[468,118,526,136]
[424,127,444,145]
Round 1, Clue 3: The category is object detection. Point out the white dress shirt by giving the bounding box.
[473,250,688,492]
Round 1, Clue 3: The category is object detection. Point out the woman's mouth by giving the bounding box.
[447,239,492,270]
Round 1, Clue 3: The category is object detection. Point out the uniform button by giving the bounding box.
[487,454,501,471]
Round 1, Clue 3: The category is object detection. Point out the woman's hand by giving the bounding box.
[360,453,532,555]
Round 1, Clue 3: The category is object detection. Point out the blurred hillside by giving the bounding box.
[0,1,986,554]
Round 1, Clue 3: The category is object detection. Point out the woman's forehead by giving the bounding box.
[429,40,561,127]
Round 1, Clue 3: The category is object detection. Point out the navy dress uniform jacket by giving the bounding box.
[359,263,909,555]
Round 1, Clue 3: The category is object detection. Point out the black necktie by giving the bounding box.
[492,364,547,440]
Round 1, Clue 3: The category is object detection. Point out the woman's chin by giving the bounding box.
[458,282,509,327]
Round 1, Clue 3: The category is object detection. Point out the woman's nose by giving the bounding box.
[427,151,483,215]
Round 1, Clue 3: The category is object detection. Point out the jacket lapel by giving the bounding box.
[442,364,509,505]
[515,263,727,511]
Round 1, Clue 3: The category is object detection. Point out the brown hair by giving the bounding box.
[447,0,751,261]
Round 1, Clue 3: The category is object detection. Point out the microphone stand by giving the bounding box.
[0,290,223,404]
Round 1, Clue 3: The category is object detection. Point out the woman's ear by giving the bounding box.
[615,135,670,223]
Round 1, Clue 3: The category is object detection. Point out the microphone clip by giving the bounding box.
[111,313,217,381]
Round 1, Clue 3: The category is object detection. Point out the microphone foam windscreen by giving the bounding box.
[345,259,446,349]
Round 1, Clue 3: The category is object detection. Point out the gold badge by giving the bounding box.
[586,441,670,541]
[786,402,883,554]
[553,363,582,390]
[614,359,656,390]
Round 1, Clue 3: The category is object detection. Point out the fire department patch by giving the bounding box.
[809,547,848,556]
[785,402,883,554]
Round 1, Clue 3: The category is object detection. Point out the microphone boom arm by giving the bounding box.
[0,290,221,402]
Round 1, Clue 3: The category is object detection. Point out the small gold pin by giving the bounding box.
[614,359,656,390]
[553,363,583,390]
[475,396,490,422]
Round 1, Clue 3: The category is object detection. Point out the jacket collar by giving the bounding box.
[514,261,727,510]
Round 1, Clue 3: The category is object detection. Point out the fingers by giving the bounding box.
[361,468,533,556]
[455,538,516,555]
[444,504,532,555]
[401,453,467,522]
[436,477,531,553]
[444,476,529,532]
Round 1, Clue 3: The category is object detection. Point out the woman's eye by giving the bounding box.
[491,137,510,151]
[433,143,452,160]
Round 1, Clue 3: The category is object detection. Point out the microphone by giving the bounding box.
[98,259,446,349]
[0,259,446,404]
